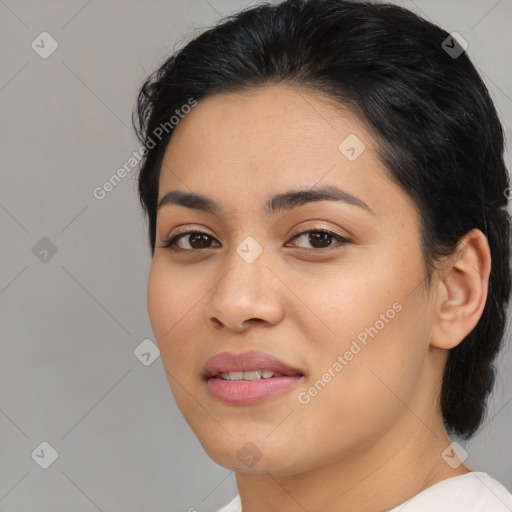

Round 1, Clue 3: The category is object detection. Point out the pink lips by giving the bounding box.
[203,350,304,405]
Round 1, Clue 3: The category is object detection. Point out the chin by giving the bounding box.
[196,432,309,476]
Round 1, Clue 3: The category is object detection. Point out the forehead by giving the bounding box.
[157,84,413,221]
[162,84,372,173]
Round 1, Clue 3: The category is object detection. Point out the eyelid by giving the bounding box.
[287,223,349,241]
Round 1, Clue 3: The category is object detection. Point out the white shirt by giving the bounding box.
[217,472,512,512]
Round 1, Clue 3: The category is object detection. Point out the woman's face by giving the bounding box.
[147,84,441,475]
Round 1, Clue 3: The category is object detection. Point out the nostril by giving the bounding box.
[209,317,223,328]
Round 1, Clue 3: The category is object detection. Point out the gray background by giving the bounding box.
[0,0,511,511]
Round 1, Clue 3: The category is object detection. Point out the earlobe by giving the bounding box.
[429,229,491,350]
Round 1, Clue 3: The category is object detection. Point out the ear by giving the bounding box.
[429,228,491,350]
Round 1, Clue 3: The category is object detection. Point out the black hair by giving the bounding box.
[133,0,511,439]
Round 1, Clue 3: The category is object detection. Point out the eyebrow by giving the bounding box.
[157,184,374,216]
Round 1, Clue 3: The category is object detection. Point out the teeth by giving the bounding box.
[241,370,261,381]
[218,369,278,381]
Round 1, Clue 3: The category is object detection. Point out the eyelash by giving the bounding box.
[160,228,350,253]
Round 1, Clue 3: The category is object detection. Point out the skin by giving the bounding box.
[147,84,491,512]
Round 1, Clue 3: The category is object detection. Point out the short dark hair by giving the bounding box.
[133,0,512,439]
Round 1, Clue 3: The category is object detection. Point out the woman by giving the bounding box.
[133,0,512,510]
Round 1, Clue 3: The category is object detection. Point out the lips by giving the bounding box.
[203,350,304,405]
[202,350,304,379]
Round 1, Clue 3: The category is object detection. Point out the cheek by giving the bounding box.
[305,261,431,423]
[146,262,171,339]
[290,297,430,468]
[147,261,197,355]
[304,240,430,374]
[147,262,203,411]
[296,259,398,351]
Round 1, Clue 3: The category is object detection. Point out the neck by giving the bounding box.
[235,415,469,512]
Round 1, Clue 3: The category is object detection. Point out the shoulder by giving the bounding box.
[216,495,241,512]
[388,472,512,512]
[216,474,512,512]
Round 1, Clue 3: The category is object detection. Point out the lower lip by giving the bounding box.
[207,375,303,405]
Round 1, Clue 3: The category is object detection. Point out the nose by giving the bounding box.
[205,248,285,333]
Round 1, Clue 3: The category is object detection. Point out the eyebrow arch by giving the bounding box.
[157,184,374,216]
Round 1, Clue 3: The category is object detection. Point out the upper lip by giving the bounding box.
[202,350,304,378]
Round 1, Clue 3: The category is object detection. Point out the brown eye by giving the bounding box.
[162,228,349,253]
[162,231,220,251]
[286,229,349,251]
